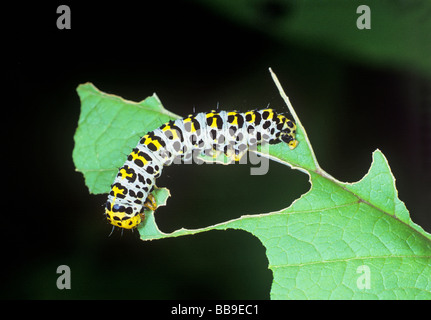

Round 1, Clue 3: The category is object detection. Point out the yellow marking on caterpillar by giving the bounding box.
[118,215,142,229]
[142,135,163,151]
[119,168,133,180]
[105,194,144,229]
[206,112,220,128]
[264,109,275,119]
[106,210,142,229]
[130,150,149,166]
[162,125,180,140]
[183,117,198,133]
[112,185,125,197]
[227,111,239,125]
[288,139,298,150]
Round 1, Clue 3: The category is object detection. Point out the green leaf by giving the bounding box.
[73,76,431,299]
[73,83,180,194]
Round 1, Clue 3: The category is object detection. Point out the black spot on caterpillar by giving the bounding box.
[105,109,298,229]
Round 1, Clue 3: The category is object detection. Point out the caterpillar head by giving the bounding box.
[280,117,298,150]
[105,200,143,229]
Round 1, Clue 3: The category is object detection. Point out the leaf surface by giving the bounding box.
[73,80,431,299]
[73,83,179,194]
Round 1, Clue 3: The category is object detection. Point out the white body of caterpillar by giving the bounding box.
[105,109,298,229]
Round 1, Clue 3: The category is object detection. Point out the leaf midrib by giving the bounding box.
[269,254,431,269]
[314,167,431,243]
[271,149,430,244]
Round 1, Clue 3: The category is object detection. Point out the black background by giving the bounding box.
[4,1,430,300]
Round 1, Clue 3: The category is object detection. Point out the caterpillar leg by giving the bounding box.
[233,149,247,162]
[138,194,157,223]
[143,193,157,211]
[224,148,247,163]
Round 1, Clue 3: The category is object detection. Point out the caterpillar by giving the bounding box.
[105,108,298,229]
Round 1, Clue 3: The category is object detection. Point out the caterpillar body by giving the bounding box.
[105,109,298,229]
